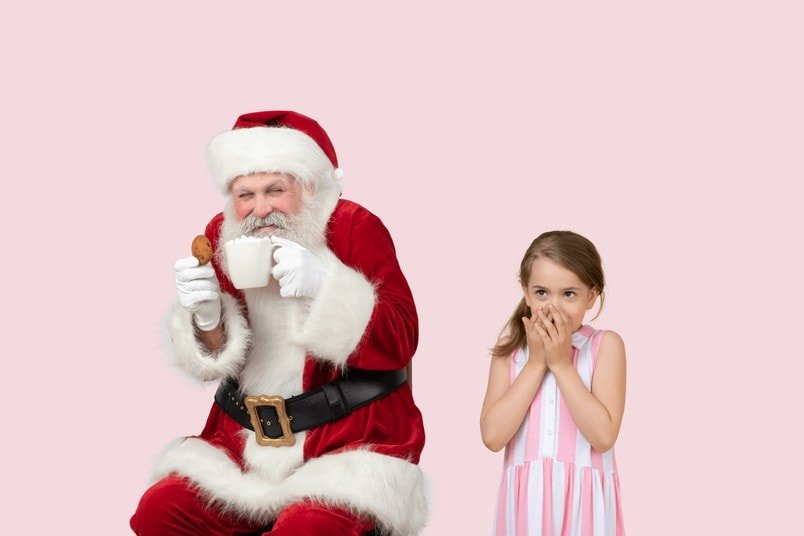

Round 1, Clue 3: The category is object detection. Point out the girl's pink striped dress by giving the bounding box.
[493,325,625,535]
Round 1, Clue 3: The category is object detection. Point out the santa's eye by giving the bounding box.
[266,186,287,195]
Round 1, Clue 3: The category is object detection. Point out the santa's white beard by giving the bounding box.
[217,193,325,394]
[217,192,326,272]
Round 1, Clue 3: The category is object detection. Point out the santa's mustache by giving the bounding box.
[239,212,292,235]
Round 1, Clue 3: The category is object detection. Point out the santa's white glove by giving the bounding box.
[174,257,221,331]
[271,236,327,298]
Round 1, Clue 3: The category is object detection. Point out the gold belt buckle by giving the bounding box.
[244,395,296,447]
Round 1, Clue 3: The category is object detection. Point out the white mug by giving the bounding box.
[223,237,274,289]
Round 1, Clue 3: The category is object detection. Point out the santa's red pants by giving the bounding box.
[131,475,376,536]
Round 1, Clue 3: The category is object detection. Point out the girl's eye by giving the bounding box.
[535,290,547,297]
[564,291,576,298]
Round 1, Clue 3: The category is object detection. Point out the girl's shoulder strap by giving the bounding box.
[589,328,610,371]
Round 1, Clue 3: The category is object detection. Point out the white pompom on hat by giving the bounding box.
[207,111,344,194]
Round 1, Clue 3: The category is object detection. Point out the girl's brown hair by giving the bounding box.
[491,231,606,358]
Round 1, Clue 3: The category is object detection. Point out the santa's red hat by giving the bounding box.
[207,111,344,194]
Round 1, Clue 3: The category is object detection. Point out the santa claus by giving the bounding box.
[131,111,427,535]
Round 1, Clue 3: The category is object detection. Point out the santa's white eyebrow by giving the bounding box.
[233,178,290,194]
[267,176,294,188]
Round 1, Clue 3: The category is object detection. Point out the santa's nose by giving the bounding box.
[253,198,274,218]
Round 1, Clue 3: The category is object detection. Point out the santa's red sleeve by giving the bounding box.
[296,204,418,370]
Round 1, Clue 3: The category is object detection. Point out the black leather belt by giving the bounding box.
[215,367,407,447]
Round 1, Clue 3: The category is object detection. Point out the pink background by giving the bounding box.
[3,1,802,533]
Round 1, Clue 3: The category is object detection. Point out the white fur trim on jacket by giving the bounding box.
[207,127,335,194]
[153,438,429,535]
[168,293,251,381]
[295,249,376,368]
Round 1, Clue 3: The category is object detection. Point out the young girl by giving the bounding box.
[481,231,626,535]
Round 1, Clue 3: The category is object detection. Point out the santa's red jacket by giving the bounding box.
[155,198,427,535]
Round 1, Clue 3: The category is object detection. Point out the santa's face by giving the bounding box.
[219,172,325,258]
[230,172,303,236]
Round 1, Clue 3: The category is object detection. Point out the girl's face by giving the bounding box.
[522,257,598,332]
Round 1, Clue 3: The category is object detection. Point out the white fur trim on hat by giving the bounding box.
[207,127,336,193]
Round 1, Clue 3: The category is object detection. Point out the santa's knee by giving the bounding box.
[130,474,209,535]
[268,501,376,536]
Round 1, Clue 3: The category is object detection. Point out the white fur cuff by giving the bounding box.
[168,293,251,381]
[295,251,376,367]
